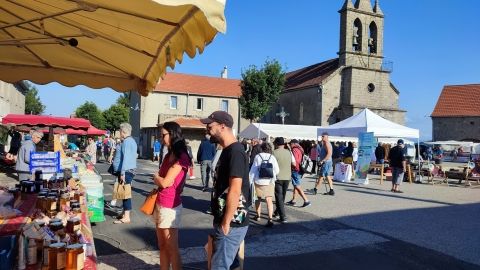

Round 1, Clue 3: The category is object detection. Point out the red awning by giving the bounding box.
[1,114,91,129]
[65,126,106,136]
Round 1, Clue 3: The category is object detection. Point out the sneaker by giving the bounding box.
[328,189,335,196]
[205,209,212,215]
[272,211,279,218]
[313,188,317,195]
[278,217,288,224]
[286,200,296,206]
[253,215,260,222]
[302,201,312,208]
[189,176,196,180]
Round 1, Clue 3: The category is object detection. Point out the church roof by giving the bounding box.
[285,58,339,91]
[431,84,480,117]
[153,72,241,98]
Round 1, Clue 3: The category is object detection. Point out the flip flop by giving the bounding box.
[113,219,130,224]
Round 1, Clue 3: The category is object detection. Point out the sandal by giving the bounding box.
[253,215,260,222]
[394,190,404,193]
[113,219,130,224]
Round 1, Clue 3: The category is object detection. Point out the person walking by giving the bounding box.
[15,130,43,181]
[152,121,191,270]
[153,138,161,162]
[389,139,407,193]
[249,142,279,227]
[201,111,250,270]
[85,137,97,164]
[286,139,311,207]
[309,142,318,175]
[272,137,293,223]
[375,142,385,164]
[314,132,334,195]
[113,123,137,224]
[197,134,216,191]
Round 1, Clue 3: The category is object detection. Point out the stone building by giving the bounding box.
[263,0,405,126]
[0,80,28,119]
[130,70,249,159]
[431,84,480,142]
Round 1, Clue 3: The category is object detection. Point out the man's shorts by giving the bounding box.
[153,203,182,228]
[291,171,303,186]
[392,167,404,185]
[318,161,333,177]
[153,151,160,157]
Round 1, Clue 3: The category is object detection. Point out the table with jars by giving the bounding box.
[0,174,97,270]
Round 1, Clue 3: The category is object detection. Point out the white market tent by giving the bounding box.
[317,108,419,139]
[240,123,326,141]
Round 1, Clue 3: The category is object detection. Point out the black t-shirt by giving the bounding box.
[212,142,250,227]
[389,146,406,168]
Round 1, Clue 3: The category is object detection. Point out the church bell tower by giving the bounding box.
[338,0,384,70]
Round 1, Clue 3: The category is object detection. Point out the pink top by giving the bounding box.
[309,147,318,160]
[156,152,190,208]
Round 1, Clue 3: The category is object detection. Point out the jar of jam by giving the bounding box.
[36,195,46,211]
[66,217,81,234]
[47,195,58,211]
[46,210,58,218]
[66,244,84,270]
[49,221,64,236]
[48,242,66,270]
[60,193,70,210]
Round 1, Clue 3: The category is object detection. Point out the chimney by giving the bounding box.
[221,66,228,78]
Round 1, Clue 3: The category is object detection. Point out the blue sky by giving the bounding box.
[36,0,480,141]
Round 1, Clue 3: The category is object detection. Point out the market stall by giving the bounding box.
[0,152,99,269]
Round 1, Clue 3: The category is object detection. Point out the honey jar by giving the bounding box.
[65,244,84,270]
[48,242,66,270]
[66,217,81,234]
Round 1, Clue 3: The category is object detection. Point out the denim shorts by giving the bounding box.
[291,171,303,186]
[392,167,404,185]
[212,225,248,270]
[319,161,332,177]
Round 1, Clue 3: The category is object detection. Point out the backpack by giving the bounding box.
[300,153,313,174]
[258,154,274,179]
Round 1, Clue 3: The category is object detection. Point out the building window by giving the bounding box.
[196,98,203,110]
[299,103,304,121]
[170,96,177,109]
[221,100,229,112]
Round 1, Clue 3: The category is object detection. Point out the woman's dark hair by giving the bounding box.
[260,142,273,154]
[162,121,189,162]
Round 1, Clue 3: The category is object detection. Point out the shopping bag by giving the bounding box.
[140,188,158,215]
[112,182,132,200]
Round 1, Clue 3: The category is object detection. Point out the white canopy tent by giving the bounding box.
[239,123,358,141]
[317,108,419,139]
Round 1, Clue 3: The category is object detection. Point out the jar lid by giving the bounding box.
[50,242,66,248]
[66,243,83,249]
[50,218,62,223]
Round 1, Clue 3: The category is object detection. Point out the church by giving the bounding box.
[263,0,405,126]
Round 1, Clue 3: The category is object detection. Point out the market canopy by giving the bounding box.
[0,0,227,96]
[1,114,91,129]
[239,123,358,141]
[423,141,474,147]
[65,125,106,136]
[317,108,420,139]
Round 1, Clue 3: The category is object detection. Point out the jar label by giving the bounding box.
[77,251,84,269]
[57,251,66,269]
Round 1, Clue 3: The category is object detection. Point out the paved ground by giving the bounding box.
[2,160,480,269]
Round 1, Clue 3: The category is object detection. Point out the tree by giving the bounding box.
[24,83,46,115]
[75,102,106,129]
[116,92,130,108]
[239,59,286,122]
[103,104,129,133]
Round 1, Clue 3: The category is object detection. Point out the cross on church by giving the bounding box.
[276,107,289,125]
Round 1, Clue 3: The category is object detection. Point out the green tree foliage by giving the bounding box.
[116,92,130,108]
[24,83,46,115]
[75,102,106,129]
[239,59,286,122]
[103,104,129,133]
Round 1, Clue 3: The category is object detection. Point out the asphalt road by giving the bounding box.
[91,159,480,270]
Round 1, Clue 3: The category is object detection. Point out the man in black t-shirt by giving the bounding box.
[389,139,407,193]
[201,110,249,269]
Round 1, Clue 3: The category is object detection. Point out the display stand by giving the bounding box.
[29,151,60,177]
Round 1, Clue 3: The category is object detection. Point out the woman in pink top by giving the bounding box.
[153,121,191,270]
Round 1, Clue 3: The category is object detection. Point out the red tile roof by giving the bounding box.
[431,84,480,117]
[154,72,241,98]
[285,58,339,91]
[158,117,205,129]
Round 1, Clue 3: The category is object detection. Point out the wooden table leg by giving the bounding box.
[380,165,384,185]
[408,165,412,183]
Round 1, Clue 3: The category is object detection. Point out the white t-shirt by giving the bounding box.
[249,153,280,185]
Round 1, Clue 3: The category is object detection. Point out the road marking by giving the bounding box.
[97,229,388,269]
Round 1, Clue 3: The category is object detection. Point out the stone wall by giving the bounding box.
[0,81,25,117]
[432,117,480,141]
